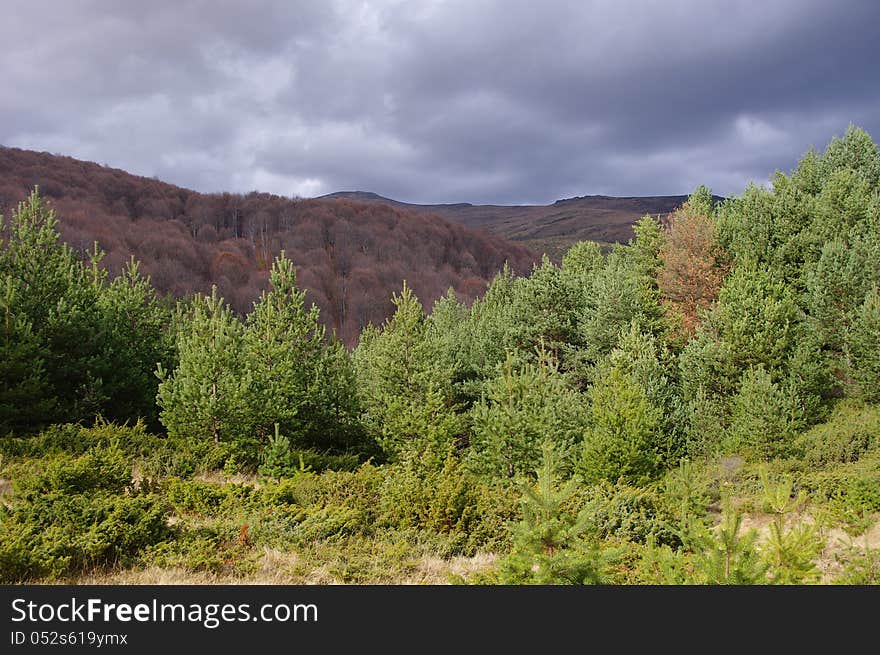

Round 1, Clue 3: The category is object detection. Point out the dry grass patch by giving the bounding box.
[195,471,261,487]
[65,547,499,585]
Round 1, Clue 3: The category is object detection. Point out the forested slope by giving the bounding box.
[0,147,539,344]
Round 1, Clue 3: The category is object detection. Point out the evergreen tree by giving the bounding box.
[686,184,717,217]
[682,386,728,458]
[680,260,799,400]
[0,277,55,434]
[305,336,367,453]
[156,287,252,446]
[847,286,880,401]
[0,190,100,425]
[258,424,299,480]
[506,256,585,367]
[468,352,586,479]
[354,282,460,464]
[757,470,823,584]
[804,238,868,354]
[243,252,325,443]
[0,189,174,430]
[817,124,880,189]
[498,443,601,585]
[690,497,768,585]
[728,366,800,460]
[561,240,604,277]
[712,126,879,294]
[94,258,175,430]
[579,366,663,486]
[605,323,686,466]
[453,265,521,392]
[626,214,665,280]
[574,248,666,378]
[808,168,874,249]
[782,331,835,424]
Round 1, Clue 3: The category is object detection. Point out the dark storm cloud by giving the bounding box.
[3,0,879,204]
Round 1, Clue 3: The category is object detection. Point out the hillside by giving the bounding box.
[320,190,715,258]
[0,147,539,345]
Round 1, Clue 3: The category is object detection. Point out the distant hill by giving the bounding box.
[320,190,723,259]
[0,147,539,345]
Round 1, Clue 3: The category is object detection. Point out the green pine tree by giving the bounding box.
[243,252,325,443]
[1,188,174,430]
[468,351,586,479]
[847,286,880,401]
[680,260,799,401]
[156,287,252,447]
[757,470,823,584]
[561,240,604,277]
[690,497,768,585]
[0,277,55,434]
[94,257,175,430]
[258,424,298,480]
[499,443,601,585]
[354,282,461,464]
[728,366,800,460]
[579,366,663,486]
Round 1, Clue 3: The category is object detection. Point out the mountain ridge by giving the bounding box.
[318,189,722,258]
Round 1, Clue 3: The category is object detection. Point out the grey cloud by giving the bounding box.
[2,0,878,204]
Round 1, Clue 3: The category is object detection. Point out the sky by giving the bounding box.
[2,0,879,205]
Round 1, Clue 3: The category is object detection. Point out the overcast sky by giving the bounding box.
[2,1,878,205]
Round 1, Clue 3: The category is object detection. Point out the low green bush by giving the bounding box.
[794,401,880,467]
[143,524,259,577]
[0,423,84,457]
[13,446,131,495]
[0,420,166,461]
[834,545,880,584]
[0,490,169,582]
[798,453,880,532]
[258,427,363,480]
[165,478,234,516]
[576,481,682,548]
[378,450,518,554]
[0,443,170,582]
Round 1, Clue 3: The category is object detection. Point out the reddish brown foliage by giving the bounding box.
[0,146,539,345]
[657,202,728,335]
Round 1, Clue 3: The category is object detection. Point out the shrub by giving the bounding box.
[0,443,170,582]
[798,456,880,533]
[577,481,682,548]
[143,525,259,577]
[794,401,880,466]
[14,446,131,495]
[0,490,169,581]
[834,545,880,584]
